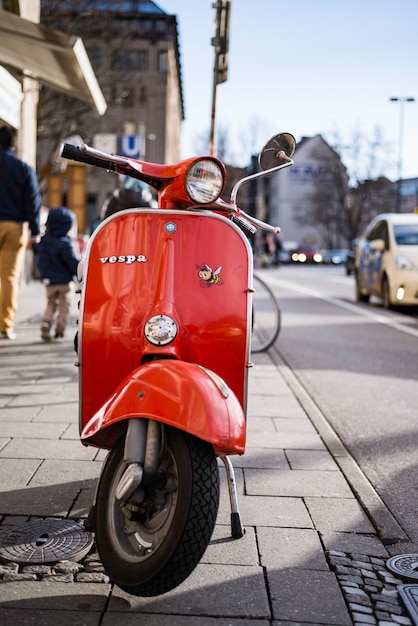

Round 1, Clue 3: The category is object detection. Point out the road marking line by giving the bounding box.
[267,276,418,339]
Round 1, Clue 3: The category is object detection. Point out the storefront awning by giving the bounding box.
[0,9,107,115]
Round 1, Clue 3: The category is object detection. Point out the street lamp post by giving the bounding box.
[390,96,415,212]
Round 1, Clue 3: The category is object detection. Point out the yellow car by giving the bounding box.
[355,213,418,308]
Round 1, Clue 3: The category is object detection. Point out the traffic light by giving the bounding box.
[212,0,231,84]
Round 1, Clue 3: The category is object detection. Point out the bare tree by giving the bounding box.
[38,0,110,170]
[193,123,232,162]
[329,127,394,239]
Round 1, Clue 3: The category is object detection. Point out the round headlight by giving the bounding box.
[144,315,177,346]
[185,159,224,204]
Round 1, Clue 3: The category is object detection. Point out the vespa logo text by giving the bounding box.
[100,255,147,265]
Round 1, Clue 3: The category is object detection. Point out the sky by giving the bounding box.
[157,0,418,182]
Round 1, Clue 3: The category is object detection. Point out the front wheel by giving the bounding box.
[94,425,220,597]
[355,272,370,303]
[382,275,394,310]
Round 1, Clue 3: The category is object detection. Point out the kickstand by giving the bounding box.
[220,455,245,539]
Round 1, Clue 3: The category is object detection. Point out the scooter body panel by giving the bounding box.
[79,209,252,450]
[80,360,246,455]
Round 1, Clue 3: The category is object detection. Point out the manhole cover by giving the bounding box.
[398,585,418,626]
[387,554,418,580]
[0,518,93,564]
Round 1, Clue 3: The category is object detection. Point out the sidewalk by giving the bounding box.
[0,280,413,625]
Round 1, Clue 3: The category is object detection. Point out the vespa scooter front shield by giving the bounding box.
[78,209,253,448]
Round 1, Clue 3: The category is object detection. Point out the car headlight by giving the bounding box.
[185,159,225,204]
[395,255,418,271]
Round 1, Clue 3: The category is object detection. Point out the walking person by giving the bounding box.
[37,207,80,342]
[0,126,41,340]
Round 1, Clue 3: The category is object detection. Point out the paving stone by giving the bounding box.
[42,573,75,582]
[202,524,259,566]
[218,494,313,528]
[354,560,375,570]
[0,406,39,422]
[375,611,392,620]
[0,609,102,625]
[0,580,110,609]
[3,572,37,581]
[1,422,66,438]
[33,403,78,422]
[321,532,389,557]
[76,572,110,583]
[257,527,328,569]
[245,431,327,450]
[231,447,289,469]
[391,616,413,625]
[349,603,374,614]
[0,562,19,575]
[267,568,351,624]
[0,483,90,517]
[22,565,53,575]
[286,448,339,470]
[0,438,97,461]
[342,578,363,586]
[271,417,318,433]
[352,612,376,624]
[103,617,270,626]
[245,468,354,497]
[248,394,306,418]
[0,458,41,489]
[84,562,106,573]
[375,602,403,615]
[108,564,270,618]
[337,564,363,576]
[306,497,375,533]
[54,560,84,574]
[28,459,102,486]
[61,423,79,439]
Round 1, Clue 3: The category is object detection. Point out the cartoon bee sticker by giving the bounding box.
[196,264,223,288]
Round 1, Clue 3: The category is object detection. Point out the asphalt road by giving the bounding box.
[257,263,418,551]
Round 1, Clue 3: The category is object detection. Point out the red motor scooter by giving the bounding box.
[60,132,295,597]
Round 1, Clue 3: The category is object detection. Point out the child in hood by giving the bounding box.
[37,207,80,342]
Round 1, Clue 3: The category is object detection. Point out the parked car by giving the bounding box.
[291,247,323,264]
[322,249,349,266]
[354,213,418,308]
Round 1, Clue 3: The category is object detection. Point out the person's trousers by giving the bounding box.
[0,221,26,333]
[43,283,74,335]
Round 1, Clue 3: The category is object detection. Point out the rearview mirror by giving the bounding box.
[259,133,296,171]
[370,238,385,252]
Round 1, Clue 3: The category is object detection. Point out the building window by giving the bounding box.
[112,49,148,71]
[155,19,168,35]
[158,50,167,73]
[112,85,136,106]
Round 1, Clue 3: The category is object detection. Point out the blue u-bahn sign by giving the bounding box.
[120,135,144,159]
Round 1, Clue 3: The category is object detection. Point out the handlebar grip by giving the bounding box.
[60,143,117,171]
[232,213,257,235]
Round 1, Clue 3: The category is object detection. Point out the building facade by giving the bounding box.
[38,0,184,233]
[261,135,349,251]
[0,0,106,167]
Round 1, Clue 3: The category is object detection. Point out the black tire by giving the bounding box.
[355,273,370,303]
[94,426,220,596]
[251,273,281,353]
[382,275,393,310]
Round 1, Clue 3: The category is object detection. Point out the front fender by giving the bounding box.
[81,360,246,455]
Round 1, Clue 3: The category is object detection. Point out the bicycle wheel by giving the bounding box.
[251,273,281,353]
